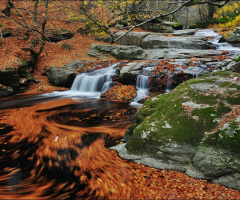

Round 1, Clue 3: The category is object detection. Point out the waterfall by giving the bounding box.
[132,74,149,105]
[68,63,118,98]
[136,75,148,89]
[165,73,174,93]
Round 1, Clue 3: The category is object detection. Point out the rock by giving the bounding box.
[100,85,137,101]
[144,48,223,59]
[0,83,13,98]
[0,63,32,97]
[119,62,148,84]
[140,22,174,33]
[172,29,198,36]
[44,29,74,42]
[223,61,240,73]
[115,71,240,190]
[0,68,19,87]
[88,44,147,60]
[87,44,113,58]
[110,32,151,47]
[139,20,182,33]
[224,27,240,43]
[162,21,183,30]
[48,60,86,87]
[142,34,212,49]
[213,174,240,190]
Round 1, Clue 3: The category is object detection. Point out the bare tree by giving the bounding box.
[76,0,231,43]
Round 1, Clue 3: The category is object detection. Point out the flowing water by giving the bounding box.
[70,63,118,97]
[0,63,140,199]
[194,29,240,53]
[1,30,240,199]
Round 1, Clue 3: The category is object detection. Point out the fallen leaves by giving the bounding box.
[100,84,137,101]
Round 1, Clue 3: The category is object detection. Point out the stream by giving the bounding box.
[0,29,240,199]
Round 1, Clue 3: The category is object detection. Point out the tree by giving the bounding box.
[1,0,51,68]
[76,0,231,43]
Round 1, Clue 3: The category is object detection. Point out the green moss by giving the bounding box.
[226,95,240,105]
[188,91,219,106]
[125,71,240,156]
[229,84,240,91]
[115,51,129,59]
[191,107,217,129]
[126,85,206,155]
[187,78,217,84]
[216,102,231,116]
[219,82,231,87]
[212,71,231,77]
[234,56,240,62]
[203,120,240,155]
[219,82,240,90]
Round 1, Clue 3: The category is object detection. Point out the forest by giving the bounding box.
[0,0,240,199]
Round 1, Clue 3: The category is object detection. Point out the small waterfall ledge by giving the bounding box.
[70,63,119,98]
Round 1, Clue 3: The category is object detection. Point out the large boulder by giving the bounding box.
[88,44,147,60]
[112,71,240,190]
[144,48,224,59]
[142,34,212,49]
[139,20,182,33]
[224,27,240,43]
[222,60,240,73]
[109,32,151,47]
[0,62,35,98]
[44,29,74,42]
[48,60,86,87]
[172,29,198,36]
[119,62,149,85]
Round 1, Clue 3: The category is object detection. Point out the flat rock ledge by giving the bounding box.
[110,143,240,190]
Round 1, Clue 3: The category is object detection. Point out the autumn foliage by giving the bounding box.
[101,84,137,101]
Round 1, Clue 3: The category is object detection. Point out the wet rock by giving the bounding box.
[224,27,240,43]
[172,29,198,36]
[119,62,148,85]
[0,84,13,98]
[142,34,212,49]
[115,71,240,190]
[48,60,86,87]
[0,63,33,97]
[144,49,222,59]
[223,61,240,73]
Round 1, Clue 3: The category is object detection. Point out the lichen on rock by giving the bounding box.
[113,71,240,190]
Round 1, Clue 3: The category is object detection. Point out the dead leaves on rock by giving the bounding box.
[101,84,137,101]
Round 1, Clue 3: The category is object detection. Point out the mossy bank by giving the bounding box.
[112,71,240,190]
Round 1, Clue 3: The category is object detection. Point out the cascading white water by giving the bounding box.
[195,29,240,52]
[71,63,117,94]
[165,74,174,93]
[134,75,149,103]
[136,75,148,89]
[132,67,154,105]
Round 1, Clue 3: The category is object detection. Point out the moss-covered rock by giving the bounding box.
[0,61,35,98]
[113,71,240,190]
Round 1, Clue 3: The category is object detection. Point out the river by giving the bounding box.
[0,29,240,199]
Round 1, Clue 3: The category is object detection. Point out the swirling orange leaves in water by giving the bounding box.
[0,98,240,199]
